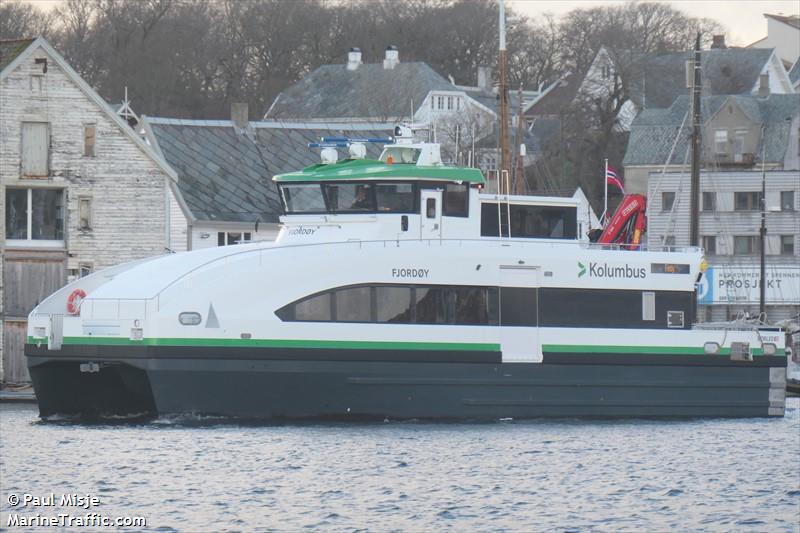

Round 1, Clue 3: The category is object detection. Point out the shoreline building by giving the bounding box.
[0,37,190,382]
[624,92,800,322]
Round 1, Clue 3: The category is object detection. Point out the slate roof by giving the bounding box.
[0,38,35,72]
[789,59,800,85]
[145,118,391,222]
[525,72,583,117]
[623,93,800,167]
[265,62,455,120]
[629,48,775,109]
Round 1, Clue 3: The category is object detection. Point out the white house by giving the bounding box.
[0,37,190,382]
[749,13,800,67]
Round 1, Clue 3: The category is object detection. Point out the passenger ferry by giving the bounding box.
[25,128,787,419]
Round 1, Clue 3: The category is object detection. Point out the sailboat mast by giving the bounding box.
[498,0,510,192]
[689,32,702,247]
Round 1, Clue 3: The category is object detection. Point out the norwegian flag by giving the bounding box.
[606,165,625,193]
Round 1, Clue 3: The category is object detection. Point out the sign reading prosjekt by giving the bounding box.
[697,266,800,304]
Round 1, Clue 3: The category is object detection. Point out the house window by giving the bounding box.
[780,191,794,211]
[78,197,92,230]
[447,96,453,110]
[30,75,42,93]
[702,235,716,255]
[662,191,675,212]
[431,97,435,109]
[456,97,461,111]
[780,235,794,255]
[733,235,759,255]
[702,192,716,211]
[83,124,96,157]
[79,263,93,278]
[734,191,761,211]
[733,130,747,162]
[437,96,444,110]
[21,122,49,176]
[4,188,64,244]
[714,130,727,154]
[217,231,251,246]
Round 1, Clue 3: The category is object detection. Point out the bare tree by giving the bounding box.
[0,1,53,40]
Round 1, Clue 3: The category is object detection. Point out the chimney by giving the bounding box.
[383,45,399,70]
[231,102,248,129]
[758,73,770,97]
[347,47,362,71]
[477,65,491,92]
[710,35,727,49]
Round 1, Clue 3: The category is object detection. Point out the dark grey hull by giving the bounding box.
[25,344,788,420]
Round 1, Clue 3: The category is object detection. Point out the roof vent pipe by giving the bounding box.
[758,73,770,97]
[347,47,362,71]
[384,45,399,70]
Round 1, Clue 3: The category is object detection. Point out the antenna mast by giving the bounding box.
[689,32,702,247]
[498,0,511,193]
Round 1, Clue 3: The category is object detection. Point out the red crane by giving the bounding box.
[596,194,647,250]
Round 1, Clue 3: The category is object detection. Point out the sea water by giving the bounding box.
[1,400,798,532]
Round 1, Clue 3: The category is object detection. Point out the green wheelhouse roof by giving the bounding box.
[273,158,486,185]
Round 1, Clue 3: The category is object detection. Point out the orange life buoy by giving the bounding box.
[66,288,87,315]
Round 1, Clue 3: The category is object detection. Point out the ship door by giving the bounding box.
[499,265,541,363]
[420,189,442,238]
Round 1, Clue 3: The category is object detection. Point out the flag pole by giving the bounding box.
[603,158,608,225]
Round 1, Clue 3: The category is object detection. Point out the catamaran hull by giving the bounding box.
[26,345,787,419]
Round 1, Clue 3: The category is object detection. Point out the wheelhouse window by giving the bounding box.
[442,183,469,216]
[5,187,64,245]
[375,182,415,212]
[481,203,577,239]
[280,183,326,213]
[324,183,375,212]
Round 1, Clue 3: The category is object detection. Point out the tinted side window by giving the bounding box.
[414,287,448,324]
[335,286,371,322]
[293,293,332,321]
[452,287,494,325]
[376,183,415,212]
[376,286,412,323]
[443,183,468,216]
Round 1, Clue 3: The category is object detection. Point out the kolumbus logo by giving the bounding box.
[578,261,646,279]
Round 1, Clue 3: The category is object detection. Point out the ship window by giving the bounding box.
[324,183,375,212]
[642,292,655,321]
[293,293,332,321]
[442,183,469,217]
[281,184,326,213]
[335,286,372,322]
[414,286,448,324]
[481,203,577,239]
[452,286,497,325]
[376,183,415,212]
[426,198,436,218]
[376,286,413,323]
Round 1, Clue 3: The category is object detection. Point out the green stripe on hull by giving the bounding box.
[542,344,765,356]
[38,336,500,352]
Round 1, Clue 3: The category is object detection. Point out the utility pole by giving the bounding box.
[759,127,767,317]
[689,32,702,247]
[514,85,526,194]
[498,0,510,193]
